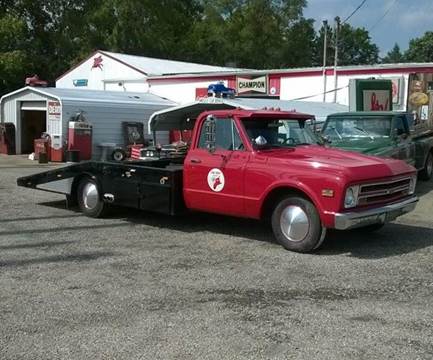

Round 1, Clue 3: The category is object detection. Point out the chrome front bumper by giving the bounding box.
[333,196,418,230]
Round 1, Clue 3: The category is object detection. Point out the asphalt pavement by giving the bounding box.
[0,155,432,360]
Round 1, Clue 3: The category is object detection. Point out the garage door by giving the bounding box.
[21,101,46,111]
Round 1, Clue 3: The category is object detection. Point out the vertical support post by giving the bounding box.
[333,16,340,103]
[322,20,328,102]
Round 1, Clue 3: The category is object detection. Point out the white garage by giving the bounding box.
[0,87,174,158]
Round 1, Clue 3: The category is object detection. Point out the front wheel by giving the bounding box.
[77,177,109,218]
[271,196,325,252]
[419,152,433,181]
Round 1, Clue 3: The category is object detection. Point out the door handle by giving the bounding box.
[190,158,201,164]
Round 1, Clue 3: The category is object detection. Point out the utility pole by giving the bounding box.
[333,16,340,103]
[322,20,328,102]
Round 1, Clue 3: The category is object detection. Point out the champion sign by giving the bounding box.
[236,76,267,94]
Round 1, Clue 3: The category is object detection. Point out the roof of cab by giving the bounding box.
[203,109,314,120]
[327,111,410,117]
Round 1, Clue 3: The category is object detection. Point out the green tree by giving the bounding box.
[2,0,96,87]
[0,14,29,95]
[313,22,379,66]
[382,43,405,63]
[382,43,405,64]
[337,23,379,65]
[185,0,312,68]
[404,31,433,62]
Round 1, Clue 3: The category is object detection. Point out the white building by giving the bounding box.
[55,51,433,115]
[56,50,240,93]
[147,63,433,113]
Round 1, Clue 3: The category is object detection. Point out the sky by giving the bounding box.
[304,0,433,56]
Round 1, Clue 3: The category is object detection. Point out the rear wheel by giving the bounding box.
[419,152,433,181]
[77,177,108,218]
[271,196,325,252]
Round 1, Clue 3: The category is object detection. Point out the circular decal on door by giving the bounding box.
[207,168,225,192]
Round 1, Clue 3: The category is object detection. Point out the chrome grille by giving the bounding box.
[358,177,411,206]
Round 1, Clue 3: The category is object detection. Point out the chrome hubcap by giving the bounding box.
[280,205,310,242]
[82,182,98,210]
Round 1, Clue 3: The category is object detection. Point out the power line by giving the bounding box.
[342,0,368,24]
[369,0,399,32]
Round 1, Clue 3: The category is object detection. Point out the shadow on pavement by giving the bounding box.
[0,240,75,250]
[37,201,433,259]
[0,214,83,223]
[0,251,114,268]
[318,223,433,258]
[0,222,132,236]
[416,179,433,197]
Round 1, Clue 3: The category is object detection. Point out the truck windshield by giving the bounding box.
[322,117,393,142]
[241,118,322,148]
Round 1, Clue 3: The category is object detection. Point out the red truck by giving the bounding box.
[17,109,418,252]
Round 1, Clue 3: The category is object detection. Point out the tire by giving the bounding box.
[271,196,324,253]
[419,152,433,181]
[111,148,126,162]
[65,194,78,208]
[355,223,384,232]
[77,177,108,218]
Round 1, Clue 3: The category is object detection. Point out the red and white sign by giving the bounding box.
[363,90,390,111]
[47,101,61,121]
[207,168,225,192]
[237,76,267,94]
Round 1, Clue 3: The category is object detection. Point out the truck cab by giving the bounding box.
[321,111,433,180]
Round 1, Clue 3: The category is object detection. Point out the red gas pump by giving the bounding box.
[68,121,92,160]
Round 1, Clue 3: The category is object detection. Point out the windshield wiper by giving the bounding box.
[354,127,374,140]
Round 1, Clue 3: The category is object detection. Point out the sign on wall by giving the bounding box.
[362,90,390,111]
[47,101,61,121]
[73,79,88,87]
[237,76,267,94]
[349,79,393,111]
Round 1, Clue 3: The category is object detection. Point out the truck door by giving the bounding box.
[394,115,416,166]
[184,116,248,217]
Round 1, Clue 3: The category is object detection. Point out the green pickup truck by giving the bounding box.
[321,111,433,180]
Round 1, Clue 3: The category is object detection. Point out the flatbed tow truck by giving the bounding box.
[17,109,418,252]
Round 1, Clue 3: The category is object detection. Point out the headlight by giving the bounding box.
[344,185,359,208]
[409,175,417,194]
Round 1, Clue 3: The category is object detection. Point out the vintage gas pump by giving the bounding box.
[67,112,92,161]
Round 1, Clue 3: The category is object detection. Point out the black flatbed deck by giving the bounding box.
[17,157,186,215]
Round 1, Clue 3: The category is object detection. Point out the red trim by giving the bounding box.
[56,50,149,82]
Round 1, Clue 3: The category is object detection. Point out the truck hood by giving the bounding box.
[260,145,415,181]
[327,138,393,155]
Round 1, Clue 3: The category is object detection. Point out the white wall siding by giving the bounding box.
[280,72,409,111]
[56,52,146,90]
[150,80,228,104]
[104,81,149,93]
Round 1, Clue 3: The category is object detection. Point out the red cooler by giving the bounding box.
[68,121,92,160]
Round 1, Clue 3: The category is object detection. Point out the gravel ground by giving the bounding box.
[0,155,432,360]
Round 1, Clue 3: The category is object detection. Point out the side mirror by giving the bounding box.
[204,115,216,153]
